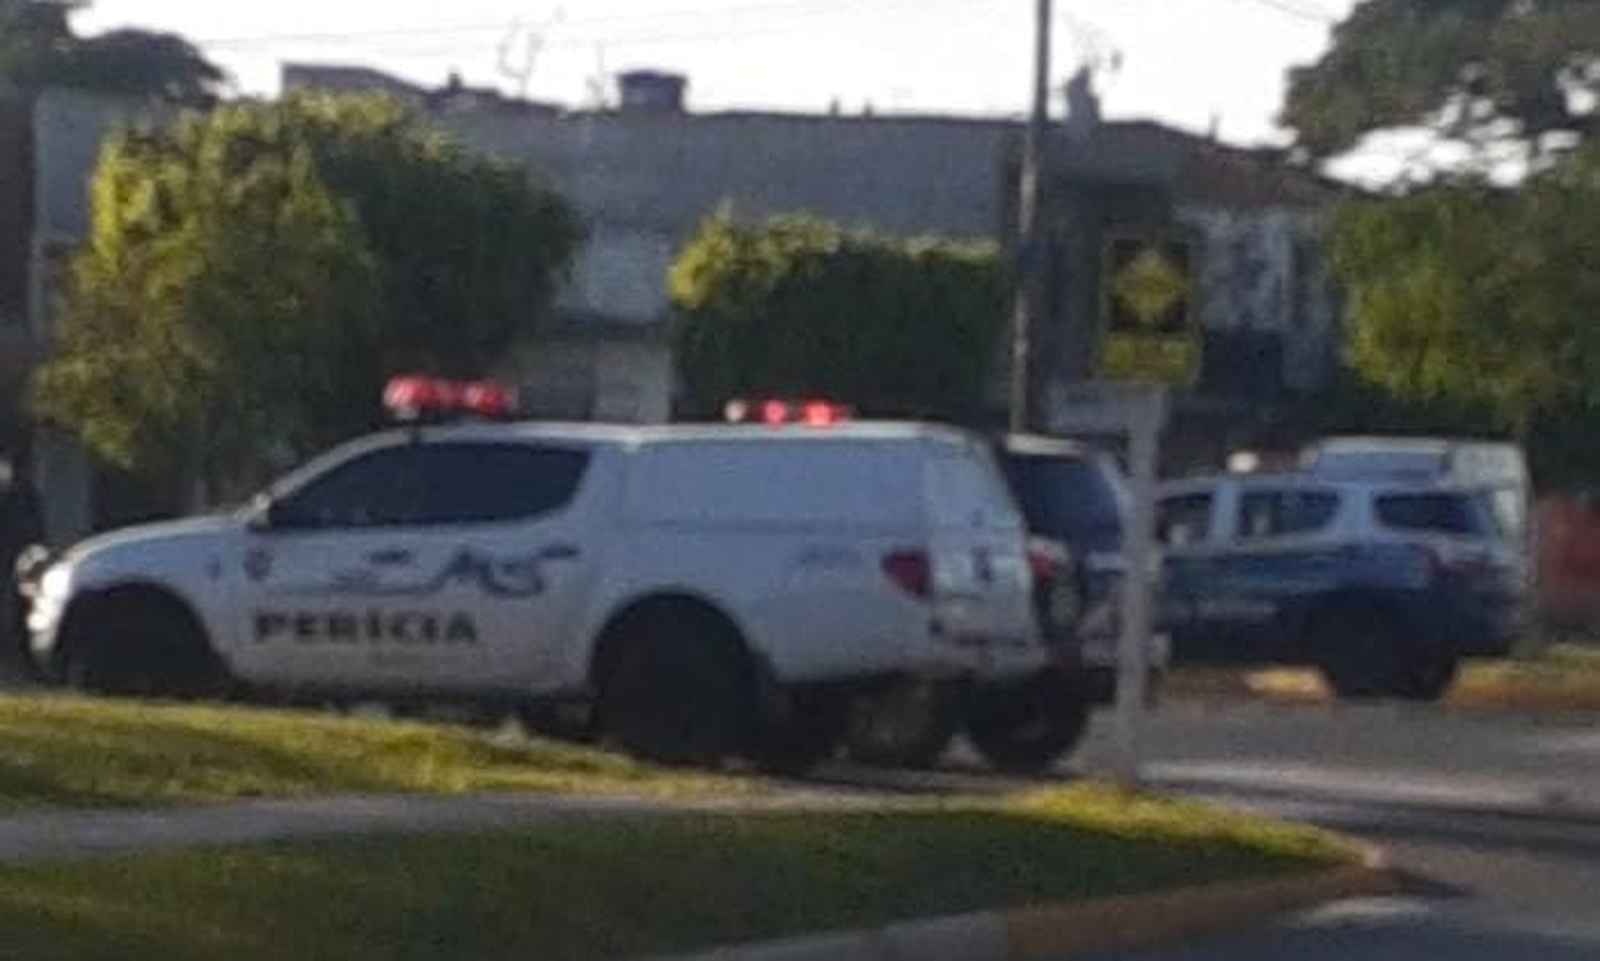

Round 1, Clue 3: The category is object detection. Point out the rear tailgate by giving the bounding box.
[924,444,1040,676]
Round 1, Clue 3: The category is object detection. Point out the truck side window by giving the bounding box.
[270,446,426,530]
[1237,490,1339,542]
[1158,494,1213,546]
[419,443,591,525]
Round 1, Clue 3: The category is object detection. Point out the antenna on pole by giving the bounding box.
[585,43,610,110]
[497,7,565,100]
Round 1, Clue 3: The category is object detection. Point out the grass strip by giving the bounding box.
[0,786,1357,961]
[0,694,748,809]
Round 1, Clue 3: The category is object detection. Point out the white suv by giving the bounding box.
[28,416,1058,770]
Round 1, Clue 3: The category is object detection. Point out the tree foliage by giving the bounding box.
[1284,0,1600,164]
[0,1,224,101]
[670,213,1006,422]
[33,94,581,498]
[1330,143,1600,440]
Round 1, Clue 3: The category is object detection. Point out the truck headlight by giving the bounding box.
[38,564,73,601]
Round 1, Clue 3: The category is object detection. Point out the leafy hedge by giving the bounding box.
[670,212,1006,422]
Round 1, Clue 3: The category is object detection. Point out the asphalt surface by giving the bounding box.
[1062,701,1600,960]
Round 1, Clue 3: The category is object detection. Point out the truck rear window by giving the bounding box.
[1002,453,1126,552]
[1375,493,1494,537]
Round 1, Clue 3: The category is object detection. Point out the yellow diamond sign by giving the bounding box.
[1112,248,1189,329]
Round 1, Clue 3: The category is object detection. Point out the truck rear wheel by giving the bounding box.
[1317,608,1398,700]
[1315,607,1455,701]
[967,670,1090,774]
[599,617,751,768]
[1392,648,1460,702]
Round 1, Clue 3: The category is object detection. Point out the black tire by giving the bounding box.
[61,592,228,700]
[967,670,1091,774]
[1315,606,1444,702]
[599,616,751,768]
[1392,648,1460,702]
[844,679,962,769]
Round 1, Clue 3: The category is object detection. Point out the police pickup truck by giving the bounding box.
[26,381,1088,773]
[1158,472,1526,700]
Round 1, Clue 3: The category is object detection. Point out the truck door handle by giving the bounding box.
[540,543,581,561]
[366,548,414,566]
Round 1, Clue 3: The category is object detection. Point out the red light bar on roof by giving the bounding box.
[383,375,518,422]
[724,397,854,426]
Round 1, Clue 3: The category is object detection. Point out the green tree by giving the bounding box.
[33,94,581,500]
[0,1,223,101]
[1330,145,1600,440]
[1283,0,1600,165]
[670,213,1006,422]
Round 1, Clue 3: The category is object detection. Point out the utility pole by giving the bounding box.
[1008,0,1052,433]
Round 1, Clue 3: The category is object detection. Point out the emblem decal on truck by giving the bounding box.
[272,544,580,600]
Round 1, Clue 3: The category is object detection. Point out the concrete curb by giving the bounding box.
[646,858,1399,961]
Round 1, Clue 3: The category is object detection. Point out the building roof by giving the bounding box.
[278,60,1349,204]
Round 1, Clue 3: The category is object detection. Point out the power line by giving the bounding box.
[1229,0,1338,25]
[198,0,975,50]
[322,3,955,61]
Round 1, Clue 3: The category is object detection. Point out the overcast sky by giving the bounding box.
[77,0,1361,147]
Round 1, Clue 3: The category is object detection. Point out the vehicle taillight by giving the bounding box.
[882,550,932,599]
[1026,544,1062,585]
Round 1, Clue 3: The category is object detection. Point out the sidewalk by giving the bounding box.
[0,787,916,865]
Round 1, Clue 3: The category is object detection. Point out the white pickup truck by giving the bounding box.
[28,404,1088,772]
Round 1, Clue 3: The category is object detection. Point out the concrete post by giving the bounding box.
[1112,386,1166,789]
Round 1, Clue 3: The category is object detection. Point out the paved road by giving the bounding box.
[1076,699,1600,817]
[1069,790,1600,960]
[1061,701,1600,960]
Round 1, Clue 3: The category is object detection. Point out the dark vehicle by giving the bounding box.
[993,434,1169,704]
[1158,473,1525,701]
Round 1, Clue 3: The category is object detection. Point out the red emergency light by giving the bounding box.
[383,375,518,422]
[724,397,854,427]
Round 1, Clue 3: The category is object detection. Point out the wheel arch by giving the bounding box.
[56,579,220,671]
[584,589,761,694]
